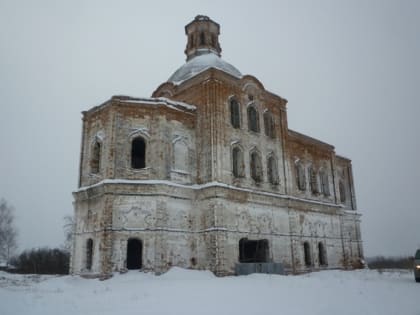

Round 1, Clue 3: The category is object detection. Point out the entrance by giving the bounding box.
[126,238,142,269]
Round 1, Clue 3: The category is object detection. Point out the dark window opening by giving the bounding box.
[126,238,142,270]
[250,151,263,183]
[320,171,330,196]
[230,99,240,128]
[318,242,327,266]
[304,241,312,267]
[91,141,101,174]
[247,106,259,133]
[239,238,269,263]
[267,156,279,185]
[232,147,244,178]
[339,181,346,203]
[263,111,275,138]
[86,239,93,270]
[200,32,206,45]
[131,137,146,169]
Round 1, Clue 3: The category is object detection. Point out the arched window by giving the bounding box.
[296,163,306,191]
[339,180,346,203]
[232,147,244,178]
[263,111,275,138]
[230,99,240,128]
[250,151,263,183]
[86,239,93,270]
[309,166,319,194]
[267,155,279,185]
[320,170,330,196]
[318,242,327,266]
[131,137,146,169]
[91,141,101,174]
[247,106,260,133]
[303,241,312,267]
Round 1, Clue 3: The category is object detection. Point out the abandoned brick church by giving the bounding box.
[70,16,363,276]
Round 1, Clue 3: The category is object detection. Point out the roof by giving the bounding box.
[168,53,242,85]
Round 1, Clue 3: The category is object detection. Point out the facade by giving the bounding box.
[71,15,363,276]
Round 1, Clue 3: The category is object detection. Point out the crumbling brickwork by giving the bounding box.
[71,16,363,277]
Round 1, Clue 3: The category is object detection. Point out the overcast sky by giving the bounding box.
[0,0,419,257]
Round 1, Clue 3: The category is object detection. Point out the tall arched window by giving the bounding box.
[86,239,93,270]
[267,155,279,185]
[250,151,263,183]
[232,147,244,178]
[339,180,346,203]
[200,32,205,45]
[304,241,312,267]
[320,170,330,196]
[296,163,306,191]
[91,141,101,174]
[247,106,259,133]
[131,137,146,169]
[263,111,275,138]
[230,99,240,128]
[318,242,327,266]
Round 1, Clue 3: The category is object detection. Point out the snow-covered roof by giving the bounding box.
[168,53,242,85]
[112,96,196,112]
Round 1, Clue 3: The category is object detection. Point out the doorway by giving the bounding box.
[126,238,142,269]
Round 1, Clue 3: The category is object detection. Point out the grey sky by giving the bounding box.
[0,0,419,257]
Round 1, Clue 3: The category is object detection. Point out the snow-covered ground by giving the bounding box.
[0,268,419,315]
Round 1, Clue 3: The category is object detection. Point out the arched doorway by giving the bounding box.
[126,238,142,270]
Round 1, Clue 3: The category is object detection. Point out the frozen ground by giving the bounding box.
[0,268,419,315]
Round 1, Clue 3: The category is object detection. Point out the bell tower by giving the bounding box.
[184,15,222,61]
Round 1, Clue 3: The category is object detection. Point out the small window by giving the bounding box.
[267,155,279,185]
[86,239,93,270]
[339,180,346,203]
[263,111,276,138]
[232,147,244,178]
[239,238,269,263]
[230,99,241,128]
[91,141,101,174]
[320,171,330,196]
[304,241,312,267]
[131,137,146,169]
[250,151,263,183]
[318,242,327,266]
[247,106,260,133]
[296,163,306,191]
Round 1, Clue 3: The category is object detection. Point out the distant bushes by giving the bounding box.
[367,256,414,270]
[10,248,69,274]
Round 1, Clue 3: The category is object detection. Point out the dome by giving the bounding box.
[168,53,242,84]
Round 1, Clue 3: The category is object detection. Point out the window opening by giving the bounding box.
[247,106,260,133]
[296,163,306,191]
[250,151,262,182]
[339,181,346,203]
[230,99,240,128]
[91,141,101,174]
[232,147,244,178]
[131,137,146,169]
[267,156,279,185]
[263,111,275,138]
[318,242,327,266]
[239,238,269,263]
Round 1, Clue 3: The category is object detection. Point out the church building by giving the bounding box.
[70,15,363,276]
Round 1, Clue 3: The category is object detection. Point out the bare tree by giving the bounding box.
[0,199,18,265]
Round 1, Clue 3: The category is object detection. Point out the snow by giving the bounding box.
[0,268,419,315]
[168,53,242,85]
[117,97,196,113]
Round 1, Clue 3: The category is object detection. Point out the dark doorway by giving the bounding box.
[239,238,269,263]
[126,238,142,270]
[304,242,312,267]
